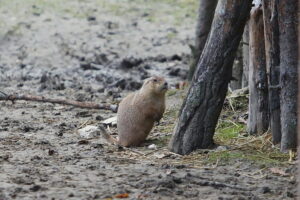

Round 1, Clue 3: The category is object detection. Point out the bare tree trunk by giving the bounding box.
[262,0,281,144]
[169,0,252,155]
[242,23,249,88]
[248,7,269,134]
[230,43,243,90]
[278,0,298,152]
[298,0,300,192]
[248,5,269,135]
[188,0,218,81]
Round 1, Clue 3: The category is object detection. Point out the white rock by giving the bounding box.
[78,125,99,139]
[101,116,117,126]
[215,146,228,152]
[148,144,157,150]
[154,153,167,159]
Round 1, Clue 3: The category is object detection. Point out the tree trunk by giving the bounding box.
[297,0,300,195]
[262,0,281,144]
[247,5,269,135]
[169,0,252,155]
[278,0,298,152]
[298,2,300,192]
[242,23,249,88]
[230,43,243,90]
[188,0,218,81]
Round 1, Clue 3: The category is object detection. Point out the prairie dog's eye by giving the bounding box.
[153,79,158,82]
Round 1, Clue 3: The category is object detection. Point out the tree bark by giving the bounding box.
[242,23,249,88]
[230,43,243,90]
[298,0,300,191]
[248,5,269,135]
[169,0,252,155]
[188,0,218,81]
[278,0,298,152]
[262,0,281,144]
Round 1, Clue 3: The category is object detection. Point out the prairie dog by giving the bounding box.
[102,76,168,147]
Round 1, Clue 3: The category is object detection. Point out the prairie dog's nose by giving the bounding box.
[163,82,168,89]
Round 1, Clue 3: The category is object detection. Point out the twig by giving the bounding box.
[0,93,117,112]
[228,98,235,112]
[144,148,161,156]
[123,147,145,156]
[0,91,8,97]
[78,120,90,129]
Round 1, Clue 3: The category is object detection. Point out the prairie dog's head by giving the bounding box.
[141,76,168,95]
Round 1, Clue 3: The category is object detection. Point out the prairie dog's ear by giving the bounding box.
[143,77,152,85]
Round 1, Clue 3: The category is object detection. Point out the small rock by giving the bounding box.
[215,146,228,152]
[87,16,96,21]
[78,125,100,139]
[101,116,117,127]
[95,115,104,121]
[148,144,157,150]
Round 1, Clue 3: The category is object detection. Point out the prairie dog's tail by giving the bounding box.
[98,125,118,145]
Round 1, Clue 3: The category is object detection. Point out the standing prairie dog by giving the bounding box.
[101,76,168,147]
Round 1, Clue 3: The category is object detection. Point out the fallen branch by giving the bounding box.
[0,92,118,112]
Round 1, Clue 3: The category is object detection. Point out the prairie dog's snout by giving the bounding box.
[163,82,168,89]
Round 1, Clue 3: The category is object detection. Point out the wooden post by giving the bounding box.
[278,0,298,152]
[188,0,218,81]
[169,0,252,155]
[248,4,269,135]
[262,0,281,144]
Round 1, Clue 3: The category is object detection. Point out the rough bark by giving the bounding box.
[242,23,249,88]
[262,0,281,144]
[188,0,218,81]
[248,5,269,135]
[298,0,300,192]
[278,0,298,152]
[230,43,243,90]
[169,0,252,155]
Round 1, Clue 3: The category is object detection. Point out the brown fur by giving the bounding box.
[117,76,167,146]
[100,76,167,146]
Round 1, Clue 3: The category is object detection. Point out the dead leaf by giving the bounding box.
[114,193,129,198]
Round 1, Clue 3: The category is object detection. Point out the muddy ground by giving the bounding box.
[0,1,297,200]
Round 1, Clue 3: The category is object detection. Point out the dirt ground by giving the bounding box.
[0,1,297,199]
